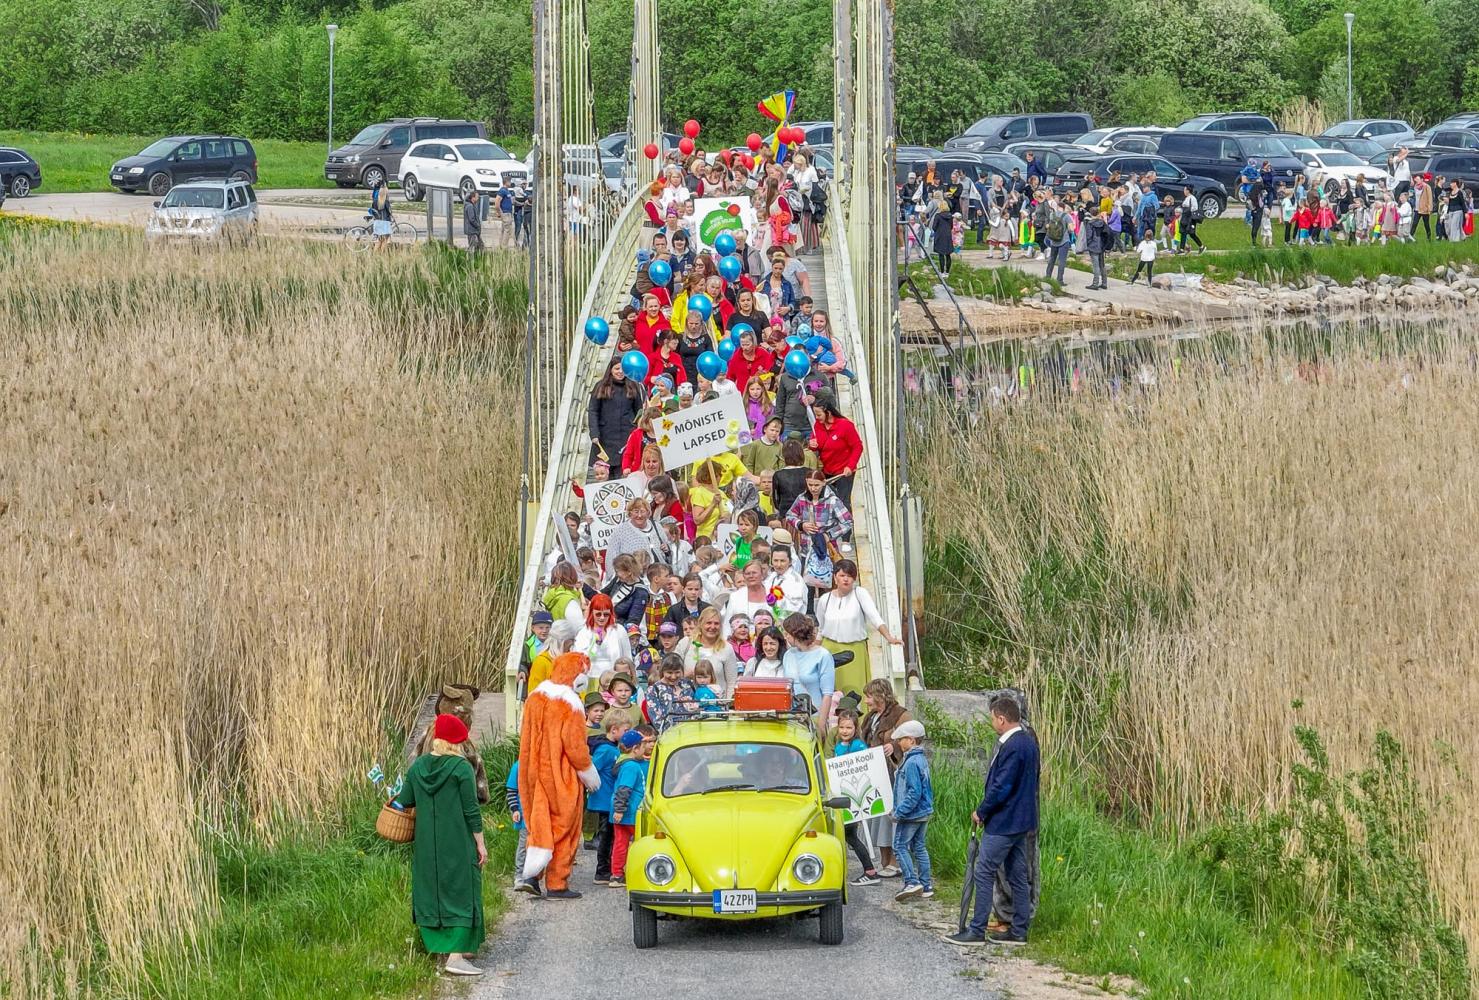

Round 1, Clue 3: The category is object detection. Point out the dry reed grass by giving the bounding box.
[915,325,1479,969]
[0,226,523,995]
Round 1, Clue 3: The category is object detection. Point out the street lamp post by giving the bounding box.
[326,23,339,155]
[1344,12,1355,121]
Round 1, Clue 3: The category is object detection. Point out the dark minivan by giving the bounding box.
[1156,132,1305,193]
[110,136,257,197]
[326,118,487,190]
[943,113,1094,153]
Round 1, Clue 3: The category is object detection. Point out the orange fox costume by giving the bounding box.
[517,652,601,889]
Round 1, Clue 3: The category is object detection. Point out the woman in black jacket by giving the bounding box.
[588,357,643,469]
[675,311,714,386]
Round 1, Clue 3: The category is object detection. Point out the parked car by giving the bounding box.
[1366,149,1435,175]
[110,136,257,197]
[1315,135,1388,159]
[1320,118,1415,149]
[1269,132,1322,152]
[998,141,1091,176]
[1421,152,1479,193]
[144,179,258,244]
[1420,128,1479,152]
[1105,132,1171,154]
[326,118,485,191]
[0,147,41,197]
[1156,132,1305,192]
[767,121,836,147]
[943,113,1094,153]
[398,139,527,202]
[1054,154,1228,218]
[1074,126,1172,153]
[624,684,850,949]
[1296,149,1391,193]
[598,131,682,159]
[1176,112,1278,133]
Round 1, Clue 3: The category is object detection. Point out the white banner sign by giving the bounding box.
[655,393,749,470]
[691,197,758,251]
[825,747,894,826]
[585,474,644,550]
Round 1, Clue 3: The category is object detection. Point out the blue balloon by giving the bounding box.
[713,232,737,256]
[729,323,754,341]
[718,254,743,282]
[803,335,825,353]
[584,316,611,345]
[687,293,713,321]
[716,336,739,360]
[621,350,650,383]
[648,259,672,287]
[696,350,725,381]
[783,348,812,379]
[819,350,836,366]
[785,336,805,348]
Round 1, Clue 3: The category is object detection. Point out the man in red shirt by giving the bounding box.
[725,329,775,396]
[807,390,863,510]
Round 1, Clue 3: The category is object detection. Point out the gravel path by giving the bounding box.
[465,856,1003,1000]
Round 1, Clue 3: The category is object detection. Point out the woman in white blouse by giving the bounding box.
[814,558,901,696]
[789,152,820,253]
[573,593,632,694]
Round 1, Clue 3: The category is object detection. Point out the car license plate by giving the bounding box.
[111,174,123,182]
[712,889,757,914]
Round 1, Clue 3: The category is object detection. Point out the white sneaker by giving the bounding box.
[443,956,484,977]
[878,864,901,878]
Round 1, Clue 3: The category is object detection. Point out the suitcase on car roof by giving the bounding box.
[732,677,792,712]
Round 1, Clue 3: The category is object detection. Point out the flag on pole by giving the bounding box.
[756,90,797,163]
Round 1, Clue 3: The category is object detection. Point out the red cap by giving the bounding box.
[433,713,470,744]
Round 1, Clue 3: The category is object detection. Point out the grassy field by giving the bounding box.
[905,258,1061,303]
[0,219,525,997]
[0,130,533,193]
[912,322,1477,996]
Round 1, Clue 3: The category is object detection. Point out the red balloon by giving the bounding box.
[788,127,805,145]
[684,119,701,139]
[746,132,763,152]
[643,143,659,160]
[678,137,695,155]
[741,153,754,169]
[727,204,741,216]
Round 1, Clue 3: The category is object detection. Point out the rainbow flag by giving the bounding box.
[757,90,797,163]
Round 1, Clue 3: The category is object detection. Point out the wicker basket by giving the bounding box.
[375,802,415,843]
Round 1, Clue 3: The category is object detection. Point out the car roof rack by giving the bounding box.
[652,698,818,736]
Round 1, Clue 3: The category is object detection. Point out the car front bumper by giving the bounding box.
[110,174,148,191]
[324,164,363,185]
[629,888,842,917]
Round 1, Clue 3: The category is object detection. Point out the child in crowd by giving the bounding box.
[664,518,694,577]
[584,692,607,739]
[832,709,882,886]
[1294,202,1314,245]
[692,661,721,710]
[1259,202,1274,247]
[644,654,698,725]
[1397,192,1415,242]
[1129,232,1157,286]
[727,614,756,665]
[1316,199,1337,245]
[609,725,656,888]
[643,563,672,641]
[605,671,641,728]
[890,719,935,902]
[590,713,630,886]
[507,761,537,894]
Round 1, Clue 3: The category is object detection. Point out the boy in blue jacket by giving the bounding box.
[608,725,656,888]
[890,719,934,902]
[590,714,631,885]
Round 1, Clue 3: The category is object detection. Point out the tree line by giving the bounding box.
[2,0,1476,148]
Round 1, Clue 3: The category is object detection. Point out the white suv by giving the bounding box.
[145,179,259,244]
[398,139,527,202]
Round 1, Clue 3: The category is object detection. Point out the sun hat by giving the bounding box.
[433,713,470,744]
[893,720,925,740]
[771,528,793,545]
[584,691,607,709]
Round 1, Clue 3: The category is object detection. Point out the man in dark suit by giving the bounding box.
[946,694,1040,946]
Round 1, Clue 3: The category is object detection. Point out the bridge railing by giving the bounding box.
[504,194,650,730]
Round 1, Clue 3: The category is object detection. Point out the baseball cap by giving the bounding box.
[893,720,925,740]
[658,621,679,636]
[620,729,644,750]
[532,609,554,625]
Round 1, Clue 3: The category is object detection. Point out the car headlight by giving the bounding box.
[476,168,497,176]
[346,154,360,164]
[645,854,676,886]
[792,854,823,885]
[128,167,145,174]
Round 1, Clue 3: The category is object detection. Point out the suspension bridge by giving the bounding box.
[502,0,921,729]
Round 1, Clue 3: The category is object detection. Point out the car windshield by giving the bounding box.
[1242,137,1292,158]
[1339,138,1384,156]
[349,125,388,146]
[1324,122,1360,137]
[1077,128,1114,145]
[1318,150,1364,167]
[162,188,224,209]
[457,142,513,161]
[138,139,179,157]
[661,742,811,797]
[965,116,1009,136]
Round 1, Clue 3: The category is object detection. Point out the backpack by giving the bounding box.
[1046,211,1068,245]
[809,183,829,223]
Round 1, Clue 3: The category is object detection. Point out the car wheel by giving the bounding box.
[1323,178,1339,197]
[632,905,658,949]
[362,165,387,191]
[459,176,476,202]
[818,901,844,945]
[230,170,251,184]
[11,174,31,198]
[402,174,422,202]
[1199,194,1225,220]
[148,172,172,198]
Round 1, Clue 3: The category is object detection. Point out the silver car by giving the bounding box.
[145,179,259,244]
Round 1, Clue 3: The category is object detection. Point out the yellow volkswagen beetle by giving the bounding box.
[625,689,851,948]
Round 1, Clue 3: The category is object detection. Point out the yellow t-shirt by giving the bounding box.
[691,451,748,487]
[688,484,726,539]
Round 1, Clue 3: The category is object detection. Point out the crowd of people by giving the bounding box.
[898,148,1476,291]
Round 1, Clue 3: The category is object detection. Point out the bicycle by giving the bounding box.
[345,215,420,253]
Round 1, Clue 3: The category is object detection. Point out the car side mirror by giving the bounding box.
[153,200,161,208]
[444,153,456,162]
[824,797,851,810]
[380,139,393,148]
